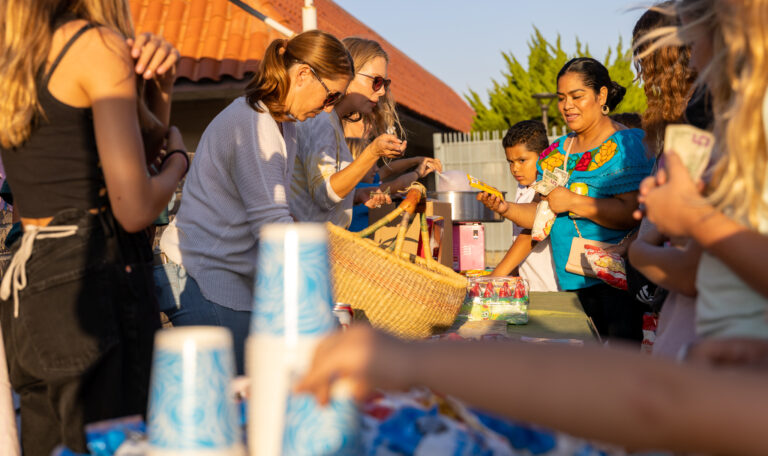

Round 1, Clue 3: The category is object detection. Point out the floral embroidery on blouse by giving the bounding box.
[538,139,620,174]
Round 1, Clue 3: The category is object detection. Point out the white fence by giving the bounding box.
[433,128,566,256]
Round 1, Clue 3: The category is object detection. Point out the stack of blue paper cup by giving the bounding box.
[147,326,244,456]
[247,223,361,456]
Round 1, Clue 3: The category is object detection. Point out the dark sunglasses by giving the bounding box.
[358,73,391,92]
[306,64,343,108]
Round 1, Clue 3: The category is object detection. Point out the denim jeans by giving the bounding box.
[154,263,251,375]
[0,208,160,455]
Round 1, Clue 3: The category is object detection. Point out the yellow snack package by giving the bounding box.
[467,174,503,199]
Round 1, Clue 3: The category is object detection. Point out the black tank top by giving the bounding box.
[0,23,108,218]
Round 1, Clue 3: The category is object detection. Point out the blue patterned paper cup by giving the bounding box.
[147,326,244,456]
[250,223,336,337]
[247,223,361,456]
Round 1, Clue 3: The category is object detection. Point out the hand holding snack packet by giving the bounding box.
[531,201,557,241]
[584,244,628,290]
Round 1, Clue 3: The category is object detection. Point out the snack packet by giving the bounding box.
[467,175,503,199]
[531,201,556,241]
[584,245,628,290]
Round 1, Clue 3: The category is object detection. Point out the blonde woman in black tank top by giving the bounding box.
[0,1,188,453]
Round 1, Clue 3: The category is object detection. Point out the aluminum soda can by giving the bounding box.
[569,182,589,218]
[247,223,361,456]
[333,303,353,330]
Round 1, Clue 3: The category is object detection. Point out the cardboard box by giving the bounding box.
[453,223,485,271]
[368,201,453,268]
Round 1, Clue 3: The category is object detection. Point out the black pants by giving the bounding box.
[0,209,160,455]
[577,282,648,344]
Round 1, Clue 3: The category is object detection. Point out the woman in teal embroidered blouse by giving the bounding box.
[479,57,654,342]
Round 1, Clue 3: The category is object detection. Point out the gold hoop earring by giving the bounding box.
[601,105,610,116]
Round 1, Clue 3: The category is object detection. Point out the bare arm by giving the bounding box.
[492,231,534,276]
[329,134,405,199]
[127,32,179,126]
[82,28,185,232]
[477,192,538,229]
[378,157,441,181]
[641,153,768,299]
[377,156,420,181]
[297,326,768,456]
[628,238,701,296]
[545,187,640,230]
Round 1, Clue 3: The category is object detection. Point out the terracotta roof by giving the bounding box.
[130,0,474,132]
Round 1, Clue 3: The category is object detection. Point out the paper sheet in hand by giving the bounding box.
[663,124,714,180]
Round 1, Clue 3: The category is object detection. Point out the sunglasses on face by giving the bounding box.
[358,73,391,92]
[306,64,343,108]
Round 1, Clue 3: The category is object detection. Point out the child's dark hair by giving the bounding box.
[502,120,549,153]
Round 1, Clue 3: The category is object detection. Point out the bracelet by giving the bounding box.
[161,149,190,176]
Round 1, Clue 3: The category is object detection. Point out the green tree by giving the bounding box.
[466,28,646,132]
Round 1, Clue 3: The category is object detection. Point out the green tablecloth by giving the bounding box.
[451,292,599,343]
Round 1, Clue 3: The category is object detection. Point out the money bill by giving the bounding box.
[663,124,715,181]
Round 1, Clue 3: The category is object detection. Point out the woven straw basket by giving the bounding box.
[327,185,467,339]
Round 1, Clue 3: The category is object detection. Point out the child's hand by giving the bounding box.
[542,187,573,214]
[477,192,508,214]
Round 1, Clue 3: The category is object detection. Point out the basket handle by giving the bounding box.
[356,184,425,239]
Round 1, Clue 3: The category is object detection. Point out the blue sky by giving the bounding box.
[333,1,646,105]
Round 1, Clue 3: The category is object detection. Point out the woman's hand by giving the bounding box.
[414,157,443,177]
[543,186,574,214]
[477,192,508,214]
[294,325,412,405]
[638,153,711,238]
[367,134,407,159]
[363,189,392,209]
[127,32,179,87]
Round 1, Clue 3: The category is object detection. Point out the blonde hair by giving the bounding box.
[342,37,405,141]
[0,0,134,149]
[636,0,768,229]
[345,136,368,160]
[245,30,354,122]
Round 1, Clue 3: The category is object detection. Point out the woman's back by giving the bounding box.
[1,20,105,218]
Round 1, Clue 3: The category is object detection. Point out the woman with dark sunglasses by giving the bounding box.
[154,30,354,374]
[290,37,407,228]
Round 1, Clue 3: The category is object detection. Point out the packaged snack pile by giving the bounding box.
[584,245,628,290]
[460,277,529,325]
[362,388,622,456]
[531,201,556,242]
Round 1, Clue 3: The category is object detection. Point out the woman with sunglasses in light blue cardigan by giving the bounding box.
[290,37,407,228]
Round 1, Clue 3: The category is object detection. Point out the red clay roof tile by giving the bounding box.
[131,0,473,131]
